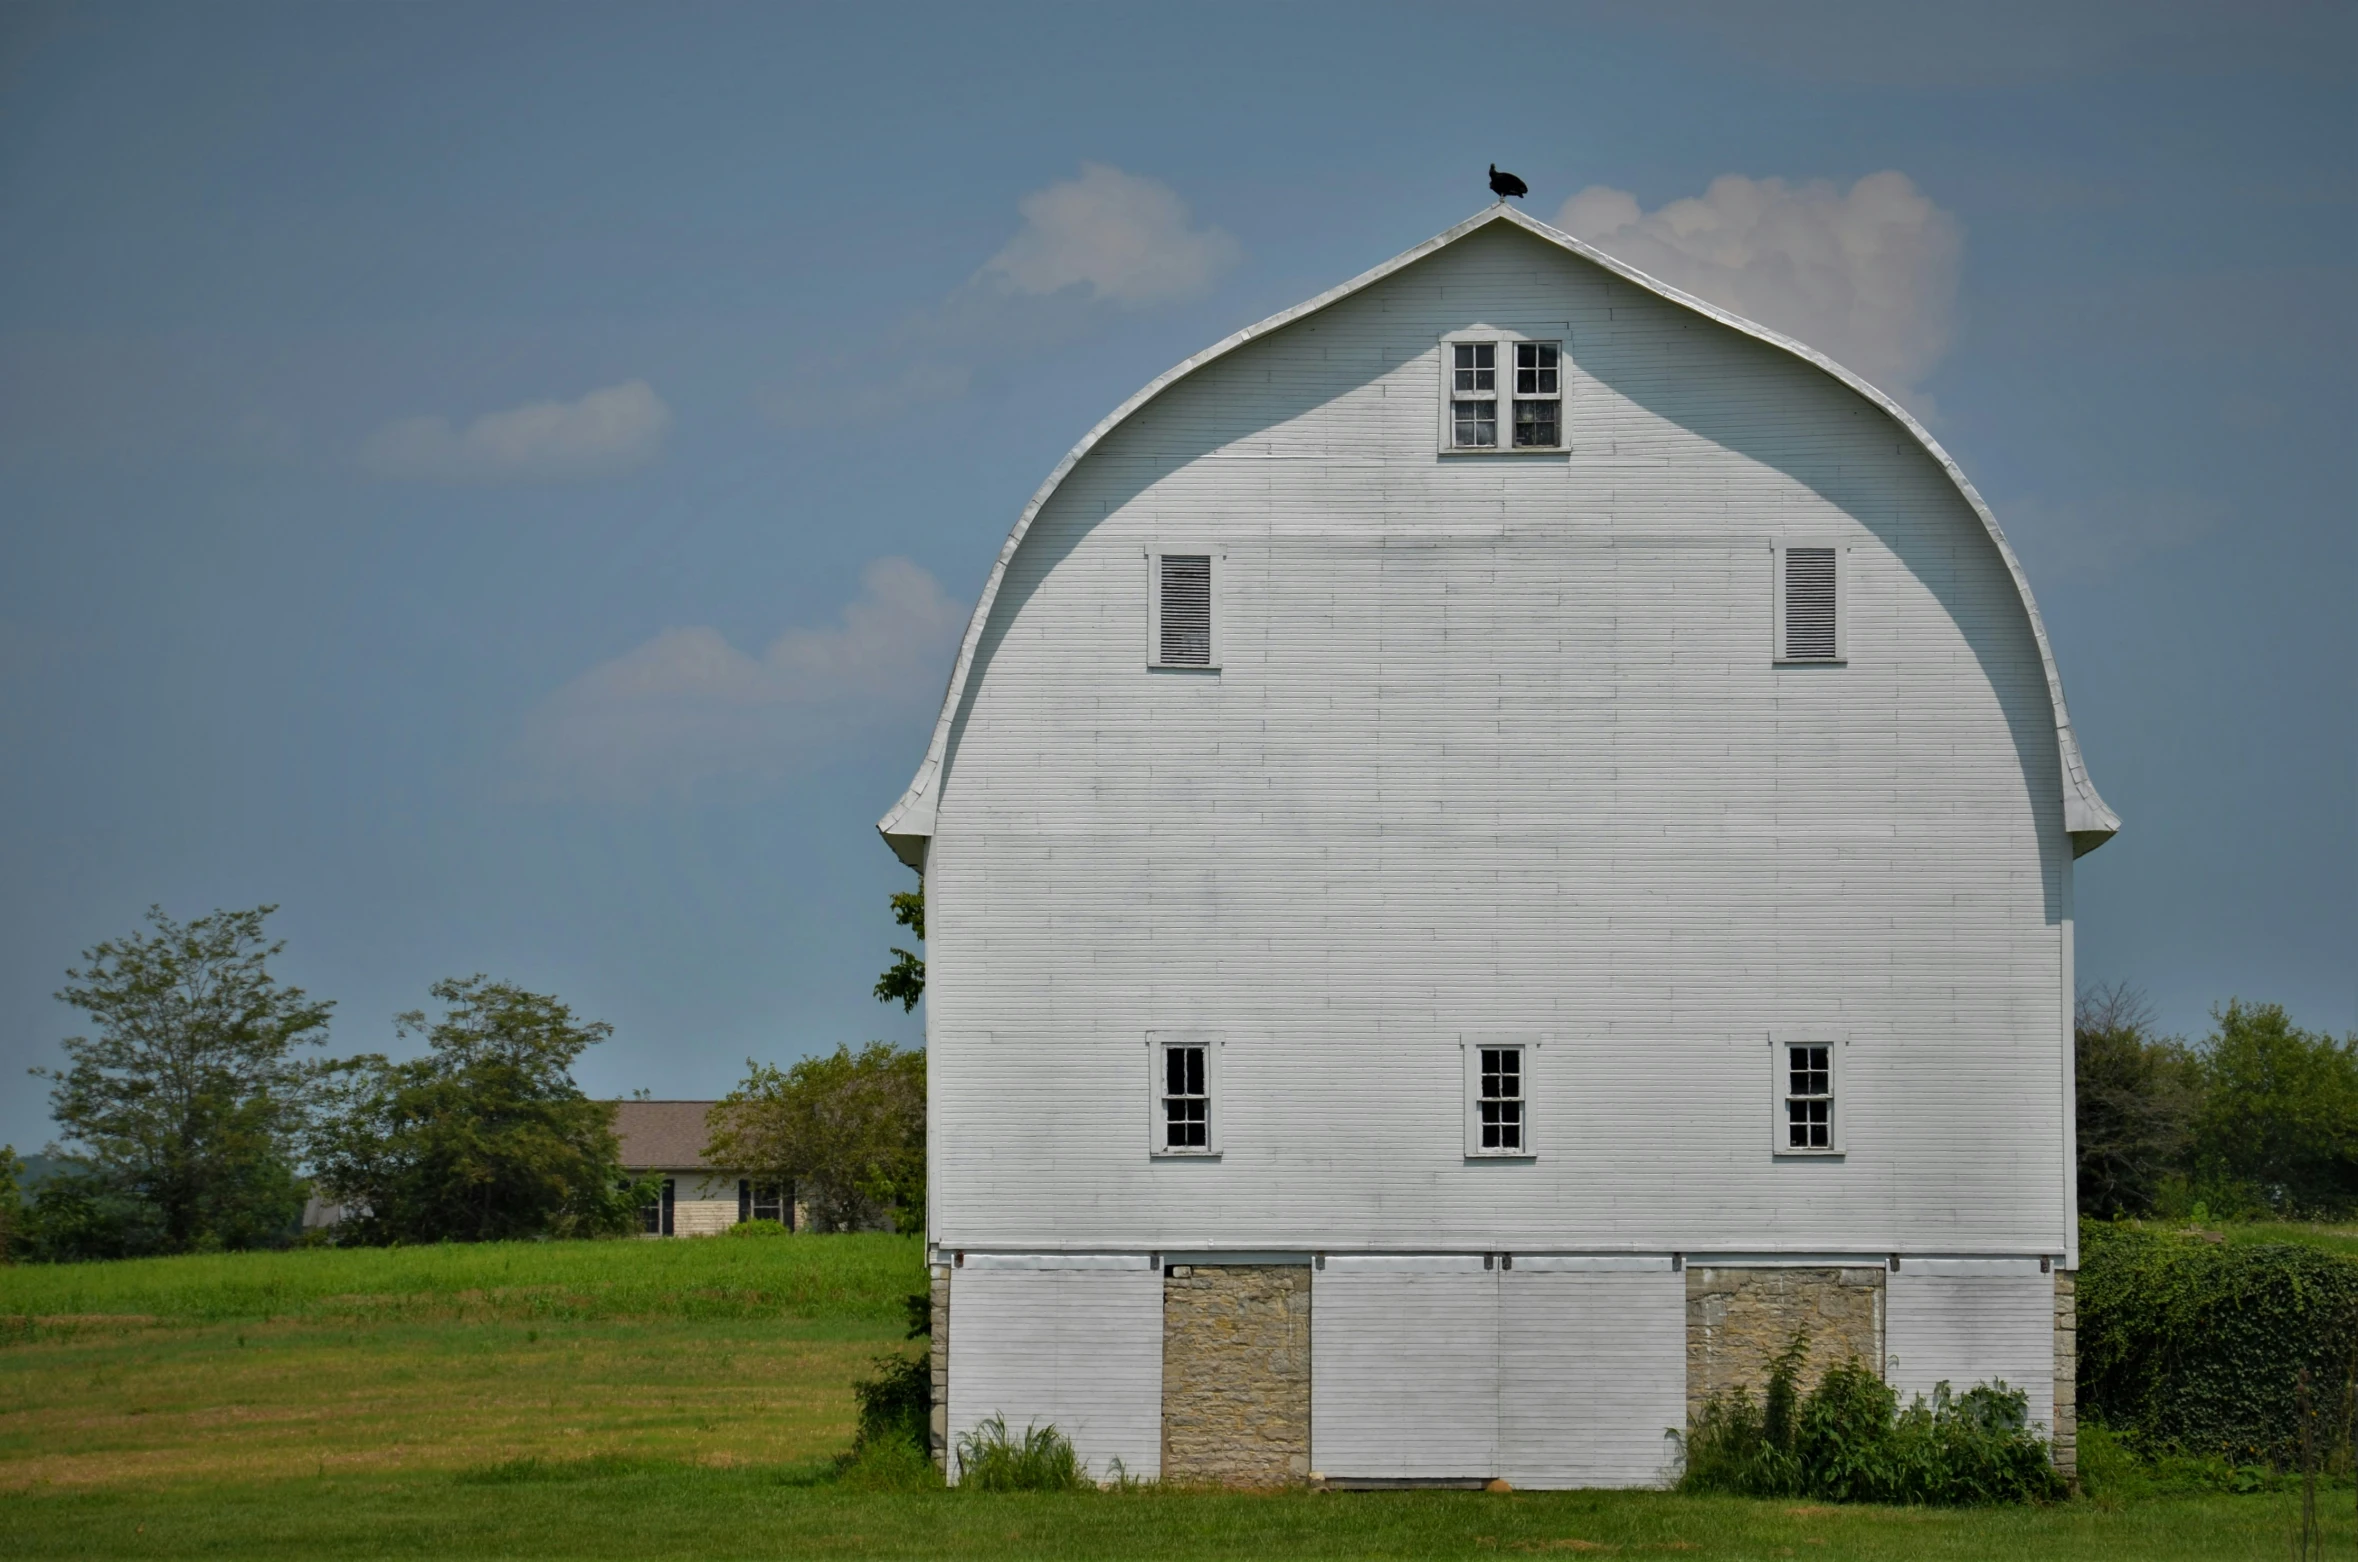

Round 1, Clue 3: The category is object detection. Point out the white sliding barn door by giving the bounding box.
[947,1256,1164,1481]
[1312,1257,1498,1480]
[1497,1258,1687,1489]
[1885,1260,2055,1431]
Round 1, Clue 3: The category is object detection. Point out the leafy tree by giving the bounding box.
[15,1163,166,1262]
[38,905,332,1253]
[0,1146,19,1262]
[2074,984,2195,1218]
[708,1043,924,1234]
[308,977,646,1244]
[873,889,924,1013]
[2191,999,2358,1217]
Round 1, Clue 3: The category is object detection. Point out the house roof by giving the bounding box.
[611,1100,724,1171]
[877,202,2118,867]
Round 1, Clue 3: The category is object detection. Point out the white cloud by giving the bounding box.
[511,557,966,802]
[1556,172,1962,401]
[361,380,671,482]
[760,166,1239,430]
[2002,491,2222,586]
[977,162,1241,307]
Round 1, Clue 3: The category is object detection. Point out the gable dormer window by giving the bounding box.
[1443,336,1562,451]
[1451,343,1498,447]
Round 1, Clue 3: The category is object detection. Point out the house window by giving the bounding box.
[1148,1032,1220,1156]
[1147,552,1220,669]
[1445,339,1562,450]
[1479,1047,1524,1151]
[1775,544,1845,663]
[738,1179,792,1229]
[641,1177,675,1236]
[1773,1039,1843,1155]
[1463,1035,1538,1157]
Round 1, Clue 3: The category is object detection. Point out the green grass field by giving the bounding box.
[2,1235,2347,1560]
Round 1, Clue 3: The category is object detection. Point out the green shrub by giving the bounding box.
[1677,1336,2062,1505]
[723,1218,789,1239]
[850,1350,931,1455]
[954,1415,1090,1491]
[2079,1219,2358,1466]
[834,1430,939,1491]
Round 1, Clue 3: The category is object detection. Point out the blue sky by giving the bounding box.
[2,2,2350,1151]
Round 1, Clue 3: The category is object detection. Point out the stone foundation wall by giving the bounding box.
[928,1263,951,1473]
[1161,1264,1312,1486]
[2053,1269,2077,1482]
[1686,1266,1885,1426]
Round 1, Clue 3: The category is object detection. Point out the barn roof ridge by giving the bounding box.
[877,203,2117,867]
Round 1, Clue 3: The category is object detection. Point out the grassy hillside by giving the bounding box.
[0,1230,924,1326]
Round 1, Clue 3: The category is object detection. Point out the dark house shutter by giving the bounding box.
[1783,547,1838,660]
[1159,555,1212,665]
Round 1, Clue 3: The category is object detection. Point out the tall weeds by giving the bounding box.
[954,1415,1090,1492]
[1676,1333,2063,1506]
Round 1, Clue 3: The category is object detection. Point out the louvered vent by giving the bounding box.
[1159,554,1212,665]
[1783,547,1838,660]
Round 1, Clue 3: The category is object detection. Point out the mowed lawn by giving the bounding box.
[0,1236,2341,1561]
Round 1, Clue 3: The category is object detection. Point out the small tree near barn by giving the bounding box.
[707,1043,924,1233]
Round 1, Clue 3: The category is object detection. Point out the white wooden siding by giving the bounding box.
[1312,1258,1498,1479]
[1885,1261,2055,1429]
[923,218,2075,1258]
[946,1261,1163,1481]
[1498,1261,1686,1489]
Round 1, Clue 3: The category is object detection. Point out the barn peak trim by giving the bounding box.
[877,204,2118,867]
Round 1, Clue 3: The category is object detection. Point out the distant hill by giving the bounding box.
[10,1152,71,1191]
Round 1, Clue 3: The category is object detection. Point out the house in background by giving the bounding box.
[881,202,2114,1488]
[611,1099,794,1236]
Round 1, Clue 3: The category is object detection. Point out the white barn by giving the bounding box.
[880,203,2114,1488]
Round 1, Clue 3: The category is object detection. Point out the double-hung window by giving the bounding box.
[1451,342,1498,447]
[1148,1032,1221,1156]
[1773,1038,1844,1155]
[1462,1035,1538,1158]
[1479,1047,1524,1150]
[1511,342,1561,446]
[1444,338,1562,451]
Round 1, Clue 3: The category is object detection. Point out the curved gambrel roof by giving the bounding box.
[879,204,2118,867]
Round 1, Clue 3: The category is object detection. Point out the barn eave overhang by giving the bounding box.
[876,203,2119,868]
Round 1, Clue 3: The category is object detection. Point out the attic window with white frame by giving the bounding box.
[1147,552,1219,669]
[1445,338,1561,450]
[1775,544,1845,663]
[1774,1039,1843,1156]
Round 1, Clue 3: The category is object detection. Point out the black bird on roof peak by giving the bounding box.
[1489,164,1528,202]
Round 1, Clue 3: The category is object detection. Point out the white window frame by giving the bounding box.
[1146,550,1223,670]
[1772,541,1848,664]
[1147,1031,1222,1158]
[1462,1034,1540,1159]
[1770,1035,1846,1157]
[1438,329,1566,454]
